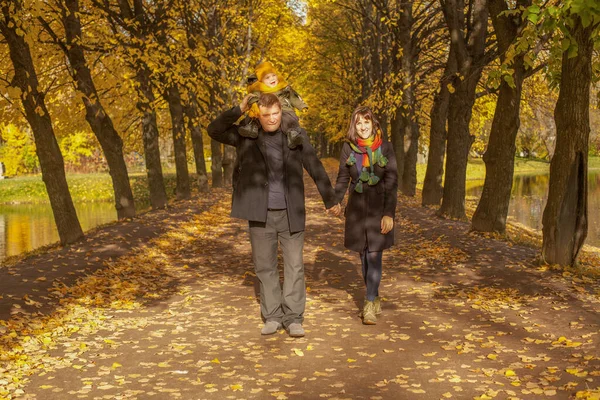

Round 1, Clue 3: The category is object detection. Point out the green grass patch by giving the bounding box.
[0,170,202,208]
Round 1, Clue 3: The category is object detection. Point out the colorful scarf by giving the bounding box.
[346,129,388,193]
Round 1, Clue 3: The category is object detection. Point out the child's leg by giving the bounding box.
[281,111,300,132]
[238,115,259,138]
[281,111,303,148]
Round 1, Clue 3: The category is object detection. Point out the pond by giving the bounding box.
[0,202,117,263]
[467,172,600,248]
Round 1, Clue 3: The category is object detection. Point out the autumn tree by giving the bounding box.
[92,0,169,209]
[421,45,456,206]
[438,0,491,219]
[39,0,137,218]
[542,0,600,266]
[470,0,536,232]
[0,0,83,244]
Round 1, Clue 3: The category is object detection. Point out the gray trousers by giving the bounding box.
[249,210,305,327]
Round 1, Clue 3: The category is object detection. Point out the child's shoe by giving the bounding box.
[239,119,259,138]
[287,129,303,148]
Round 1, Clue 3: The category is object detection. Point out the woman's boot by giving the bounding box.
[362,300,377,325]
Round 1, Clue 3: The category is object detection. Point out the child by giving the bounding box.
[238,61,307,148]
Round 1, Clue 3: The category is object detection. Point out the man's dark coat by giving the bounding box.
[208,106,335,233]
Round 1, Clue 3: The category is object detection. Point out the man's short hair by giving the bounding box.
[257,93,281,109]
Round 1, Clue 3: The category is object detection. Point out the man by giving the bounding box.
[208,93,335,337]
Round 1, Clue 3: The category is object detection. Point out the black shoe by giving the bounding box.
[287,129,303,148]
[239,121,259,138]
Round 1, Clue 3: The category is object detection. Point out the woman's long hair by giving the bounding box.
[346,106,382,144]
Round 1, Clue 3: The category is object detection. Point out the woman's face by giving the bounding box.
[355,115,373,140]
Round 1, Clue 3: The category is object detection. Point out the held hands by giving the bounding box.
[327,203,343,217]
[381,216,394,234]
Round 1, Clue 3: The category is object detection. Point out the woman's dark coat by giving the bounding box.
[334,141,398,252]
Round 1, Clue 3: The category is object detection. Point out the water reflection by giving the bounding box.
[0,202,116,262]
[468,172,600,247]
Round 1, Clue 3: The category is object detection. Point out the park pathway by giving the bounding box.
[1,169,599,400]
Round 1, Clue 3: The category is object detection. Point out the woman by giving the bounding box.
[330,106,398,325]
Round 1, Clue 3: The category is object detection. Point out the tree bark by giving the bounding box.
[0,1,83,244]
[222,145,236,187]
[439,0,489,219]
[440,87,477,219]
[184,98,209,192]
[471,0,530,233]
[99,0,168,209]
[399,0,419,197]
[422,48,456,206]
[136,65,168,209]
[211,140,223,188]
[58,0,136,218]
[164,84,191,199]
[542,16,594,266]
[390,113,405,185]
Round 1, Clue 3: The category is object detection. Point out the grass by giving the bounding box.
[0,169,204,208]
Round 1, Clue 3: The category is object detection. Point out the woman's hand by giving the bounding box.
[381,216,394,234]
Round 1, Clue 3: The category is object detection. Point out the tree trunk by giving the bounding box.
[399,0,419,197]
[472,0,530,232]
[0,1,83,244]
[185,102,209,192]
[211,139,223,188]
[222,145,236,186]
[471,72,524,231]
[165,84,191,199]
[542,17,594,266]
[439,0,489,219]
[439,82,478,219]
[422,48,455,206]
[402,118,419,196]
[136,66,168,209]
[60,0,136,218]
[318,132,328,158]
[390,113,405,184]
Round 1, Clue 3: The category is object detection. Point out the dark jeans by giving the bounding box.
[249,210,305,328]
[360,249,382,302]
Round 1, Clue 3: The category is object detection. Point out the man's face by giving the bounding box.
[258,104,282,132]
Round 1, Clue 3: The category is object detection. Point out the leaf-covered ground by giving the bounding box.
[1,172,599,400]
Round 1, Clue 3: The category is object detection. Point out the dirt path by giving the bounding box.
[1,175,599,400]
